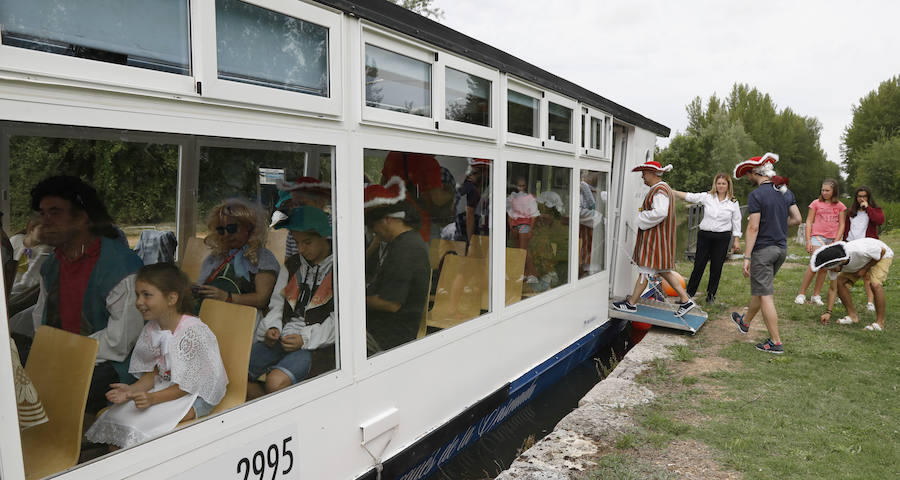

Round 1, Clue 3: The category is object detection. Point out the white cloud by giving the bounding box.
[434,0,900,167]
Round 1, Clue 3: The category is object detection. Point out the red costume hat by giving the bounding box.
[733,152,778,179]
[631,160,673,174]
[468,158,492,167]
[363,176,406,209]
[277,176,332,192]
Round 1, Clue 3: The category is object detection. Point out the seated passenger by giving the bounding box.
[86,263,227,449]
[248,207,335,398]
[364,178,431,354]
[528,191,570,293]
[28,176,145,413]
[9,216,53,300]
[273,176,332,259]
[195,199,279,311]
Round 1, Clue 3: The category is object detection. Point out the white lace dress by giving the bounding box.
[86,315,228,448]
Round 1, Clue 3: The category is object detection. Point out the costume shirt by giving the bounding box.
[842,238,894,273]
[633,182,676,270]
[747,183,796,251]
[808,199,846,239]
[365,230,430,351]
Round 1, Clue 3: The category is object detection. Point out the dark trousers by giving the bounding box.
[687,230,732,300]
[87,362,121,414]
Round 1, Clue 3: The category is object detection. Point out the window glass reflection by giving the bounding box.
[548,102,572,143]
[506,162,571,303]
[216,0,329,96]
[0,0,191,75]
[579,170,608,278]
[445,67,490,127]
[363,150,491,355]
[507,90,539,137]
[365,44,432,117]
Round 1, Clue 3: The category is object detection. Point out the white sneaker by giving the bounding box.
[867,302,876,312]
[794,294,806,305]
[810,295,824,306]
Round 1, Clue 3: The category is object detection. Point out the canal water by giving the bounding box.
[431,324,634,479]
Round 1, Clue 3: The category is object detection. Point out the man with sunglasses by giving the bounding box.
[28,175,144,412]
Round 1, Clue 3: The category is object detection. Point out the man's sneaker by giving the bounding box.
[810,295,824,306]
[731,312,749,334]
[794,294,806,305]
[755,339,784,354]
[867,302,876,312]
[612,300,637,313]
[674,299,696,317]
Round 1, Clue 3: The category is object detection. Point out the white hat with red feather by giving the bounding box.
[733,152,779,179]
[631,160,673,174]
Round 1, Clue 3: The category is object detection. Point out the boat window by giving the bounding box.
[578,170,608,278]
[445,67,491,127]
[506,162,571,303]
[363,150,491,356]
[2,124,339,475]
[507,89,540,138]
[548,102,572,143]
[581,106,613,159]
[215,0,329,96]
[0,0,191,75]
[365,44,432,117]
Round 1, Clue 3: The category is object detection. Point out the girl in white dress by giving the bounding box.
[86,263,228,449]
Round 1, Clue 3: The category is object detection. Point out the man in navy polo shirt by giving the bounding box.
[730,154,802,354]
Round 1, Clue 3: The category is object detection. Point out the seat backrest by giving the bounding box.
[416,270,433,339]
[428,239,466,270]
[23,326,98,473]
[180,236,212,283]
[466,234,490,258]
[504,247,527,306]
[198,299,256,414]
[265,228,289,267]
[428,255,487,330]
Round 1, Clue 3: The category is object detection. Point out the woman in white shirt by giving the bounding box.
[672,173,742,304]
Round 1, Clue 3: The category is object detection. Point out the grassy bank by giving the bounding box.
[587,231,900,479]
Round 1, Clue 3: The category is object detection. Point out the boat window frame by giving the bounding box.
[0,120,354,480]
[437,52,500,140]
[576,160,612,281]
[504,77,544,148]
[196,0,343,117]
[0,2,196,98]
[544,90,577,154]
[361,26,437,131]
[579,104,613,160]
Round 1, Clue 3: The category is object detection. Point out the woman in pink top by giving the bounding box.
[795,179,846,305]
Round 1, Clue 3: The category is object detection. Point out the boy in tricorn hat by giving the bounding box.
[612,160,696,317]
[729,153,802,353]
[812,238,893,331]
[363,177,431,354]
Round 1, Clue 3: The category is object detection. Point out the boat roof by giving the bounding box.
[317,0,671,137]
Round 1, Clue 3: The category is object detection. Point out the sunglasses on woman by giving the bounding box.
[216,223,239,235]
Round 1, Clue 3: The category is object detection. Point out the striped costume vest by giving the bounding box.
[633,182,676,270]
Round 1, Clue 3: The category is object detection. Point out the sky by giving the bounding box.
[432,0,900,169]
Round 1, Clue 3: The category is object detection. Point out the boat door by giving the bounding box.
[607,123,630,297]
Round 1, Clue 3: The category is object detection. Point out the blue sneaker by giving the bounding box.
[755,338,784,354]
[731,312,749,334]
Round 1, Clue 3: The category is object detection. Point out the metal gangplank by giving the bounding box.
[609,297,708,334]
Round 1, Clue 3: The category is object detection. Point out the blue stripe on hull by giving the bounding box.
[388,320,626,480]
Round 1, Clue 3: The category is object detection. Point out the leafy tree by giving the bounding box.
[842,75,900,184]
[659,83,835,211]
[386,0,444,20]
[855,135,900,202]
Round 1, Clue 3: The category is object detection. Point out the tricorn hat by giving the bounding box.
[364,176,416,225]
[277,176,332,193]
[734,153,778,179]
[631,160,673,174]
[810,242,849,272]
[274,206,331,238]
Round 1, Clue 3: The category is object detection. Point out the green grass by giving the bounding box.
[592,231,900,479]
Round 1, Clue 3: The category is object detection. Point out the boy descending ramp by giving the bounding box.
[612,160,696,318]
